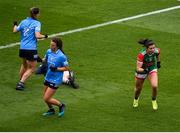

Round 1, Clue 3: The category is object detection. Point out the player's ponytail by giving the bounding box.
[138,38,154,48]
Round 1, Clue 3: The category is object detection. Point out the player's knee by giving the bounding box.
[28,65,36,73]
[28,61,37,68]
[27,68,35,74]
[43,96,50,103]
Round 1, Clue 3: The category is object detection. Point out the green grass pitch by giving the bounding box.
[0,0,180,131]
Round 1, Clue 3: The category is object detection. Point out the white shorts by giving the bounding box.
[135,69,157,79]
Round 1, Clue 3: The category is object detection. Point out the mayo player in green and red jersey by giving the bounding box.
[133,39,161,110]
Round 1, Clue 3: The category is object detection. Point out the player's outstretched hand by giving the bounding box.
[157,61,161,69]
[44,34,48,38]
[13,21,18,26]
[136,69,148,74]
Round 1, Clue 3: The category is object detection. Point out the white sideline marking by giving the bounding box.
[1,5,180,50]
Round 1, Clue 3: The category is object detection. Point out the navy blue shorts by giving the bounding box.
[19,49,38,61]
[44,80,58,90]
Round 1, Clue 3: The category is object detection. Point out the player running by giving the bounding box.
[13,7,48,90]
[133,39,161,110]
[42,37,69,117]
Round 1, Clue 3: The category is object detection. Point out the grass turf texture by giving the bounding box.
[0,0,180,131]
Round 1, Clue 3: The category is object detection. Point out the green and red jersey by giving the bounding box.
[137,48,160,72]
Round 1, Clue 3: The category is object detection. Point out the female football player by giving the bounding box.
[42,37,69,117]
[133,39,161,110]
[13,7,48,90]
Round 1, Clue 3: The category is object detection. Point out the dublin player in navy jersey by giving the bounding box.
[13,7,48,90]
[42,37,69,117]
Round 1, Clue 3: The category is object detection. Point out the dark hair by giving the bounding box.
[30,7,39,19]
[138,38,154,48]
[52,37,64,53]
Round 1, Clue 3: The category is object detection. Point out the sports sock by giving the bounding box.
[48,105,53,110]
[59,103,64,112]
[135,96,139,100]
[152,97,156,100]
[19,81,24,86]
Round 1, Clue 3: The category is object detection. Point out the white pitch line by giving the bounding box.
[1,5,180,50]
